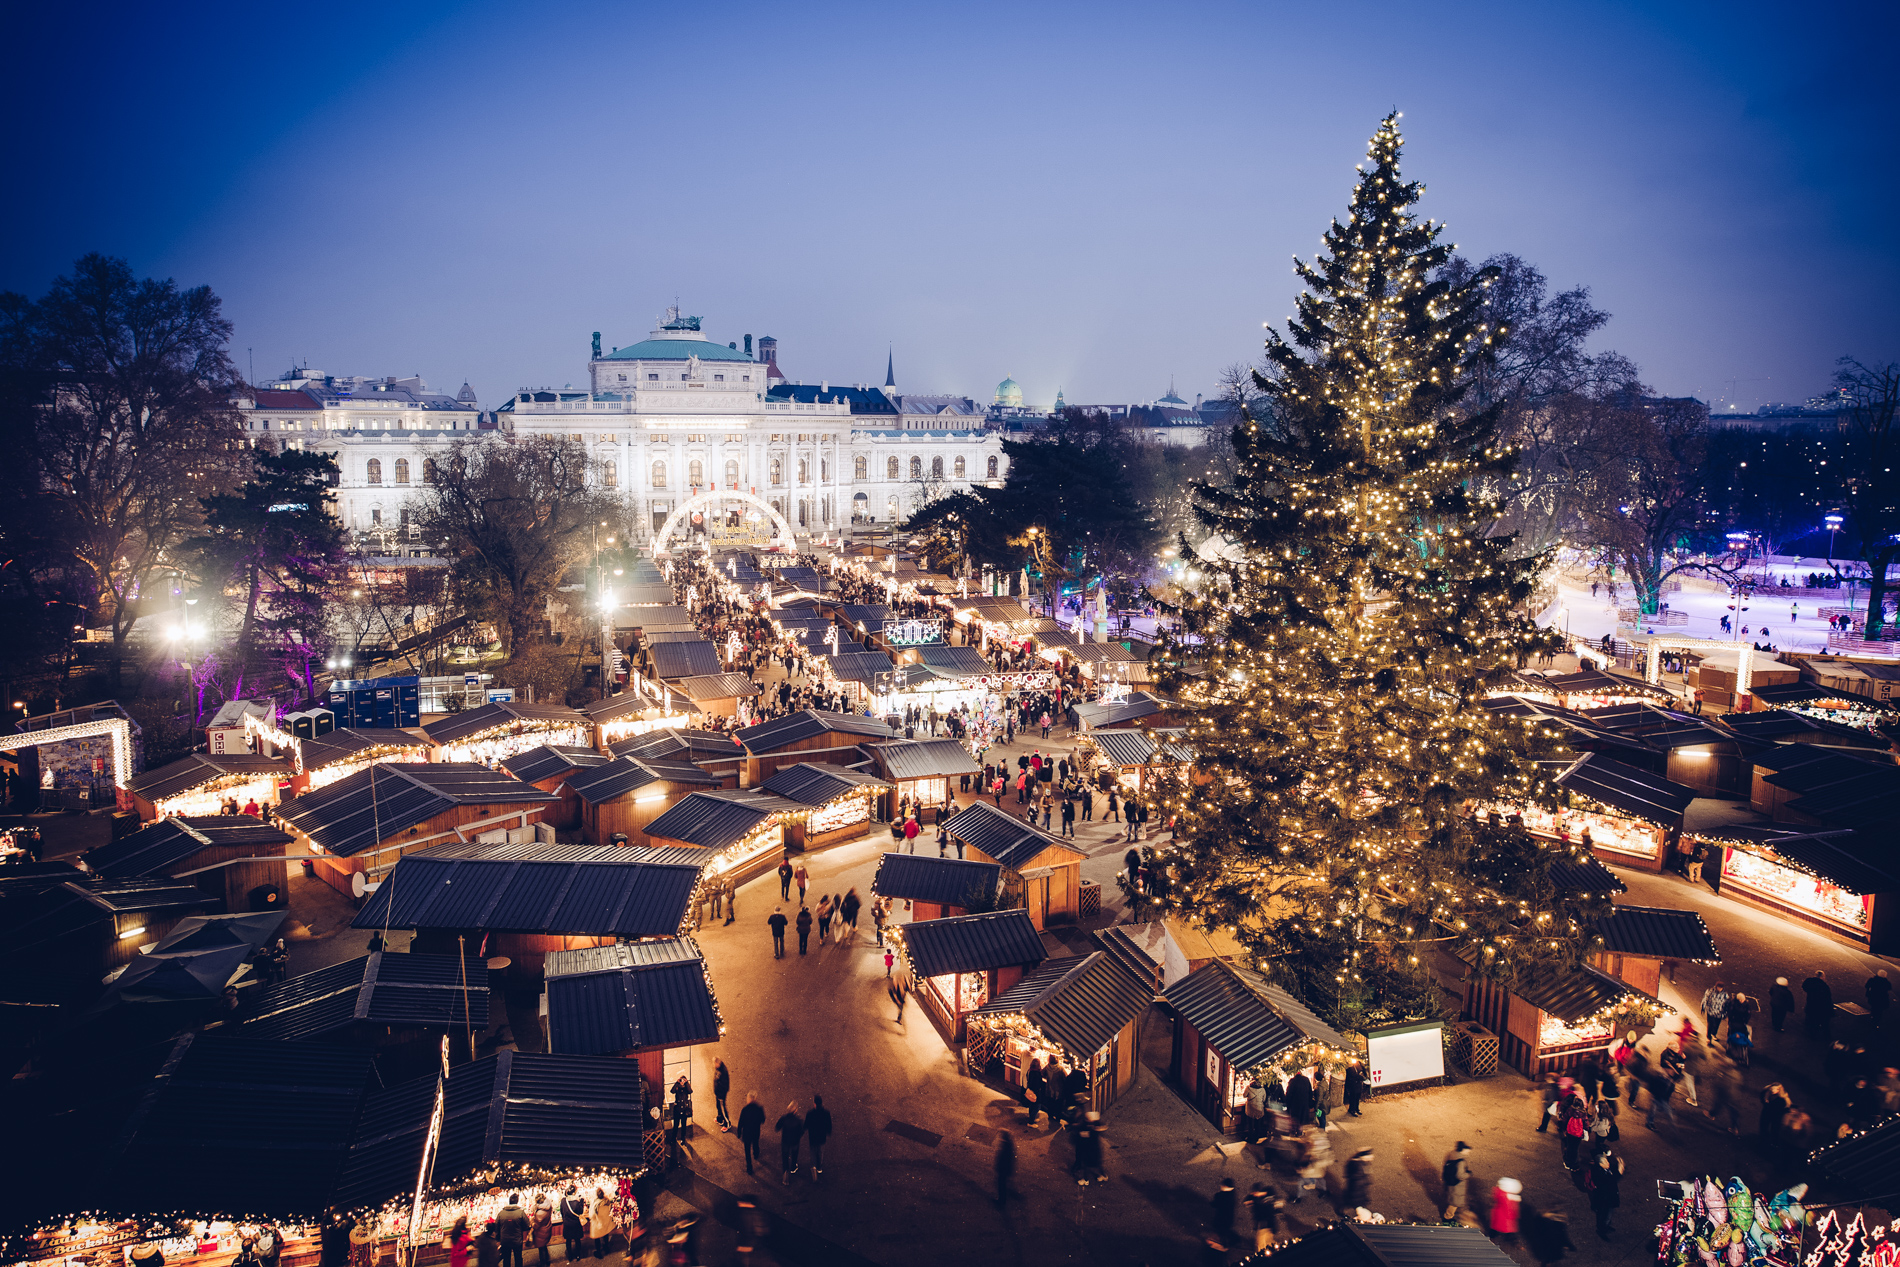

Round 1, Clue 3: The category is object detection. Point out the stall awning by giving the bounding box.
[643,788,803,848]
[332,1051,647,1210]
[422,701,587,746]
[672,672,762,702]
[545,942,719,1055]
[235,951,490,1041]
[900,909,1047,979]
[500,744,611,784]
[822,649,897,686]
[1728,827,1898,896]
[276,763,555,857]
[735,708,895,753]
[649,640,724,680]
[873,852,1000,907]
[1090,729,1156,768]
[866,738,984,781]
[760,762,889,805]
[1457,945,1660,1025]
[1165,960,1351,1071]
[125,752,293,803]
[569,756,723,806]
[1596,905,1721,962]
[1555,753,1695,828]
[1810,1113,1900,1203]
[1761,745,1900,830]
[1547,857,1628,895]
[84,816,293,878]
[942,801,1083,871]
[352,842,703,937]
[970,951,1153,1059]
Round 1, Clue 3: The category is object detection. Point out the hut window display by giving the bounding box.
[1722,849,1869,930]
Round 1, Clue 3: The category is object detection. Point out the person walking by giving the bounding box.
[816,894,833,943]
[1345,1149,1374,1213]
[794,860,810,904]
[1804,969,1834,1038]
[1588,1147,1618,1238]
[723,875,737,926]
[1060,797,1075,837]
[889,971,909,1021]
[994,1130,1018,1208]
[493,1196,527,1267]
[1489,1178,1522,1245]
[1523,1207,1576,1264]
[1285,1069,1314,1127]
[1071,1110,1106,1185]
[1025,1058,1047,1128]
[558,1187,586,1258]
[778,857,794,901]
[804,1096,833,1177]
[1081,786,1094,822]
[776,1101,805,1184]
[768,908,788,959]
[1344,1061,1367,1117]
[1869,970,1893,1028]
[1247,1183,1280,1251]
[1210,1179,1238,1243]
[1106,789,1120,823]
[841,887,861,938]
[445,1219,472,1267]
[1442,1142,1472,1221]
[795,905,813,954]
[713,1059,732,1132]
[737,1093,766,1176]
[1769,976,1796,1032]
[1701,982,1730,1042]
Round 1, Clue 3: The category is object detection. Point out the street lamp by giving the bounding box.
[1825,513,1844,563]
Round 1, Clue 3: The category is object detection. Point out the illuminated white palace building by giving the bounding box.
[245,309,1005,547]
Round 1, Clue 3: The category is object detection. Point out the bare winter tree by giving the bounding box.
[412,436,623,654]
[1832,356,1900,634]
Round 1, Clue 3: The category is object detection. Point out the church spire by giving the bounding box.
[885,346,895,388]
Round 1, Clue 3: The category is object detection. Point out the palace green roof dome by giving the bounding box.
[603,337,754,362]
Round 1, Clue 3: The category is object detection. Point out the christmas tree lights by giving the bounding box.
[1148,114,1584,1028]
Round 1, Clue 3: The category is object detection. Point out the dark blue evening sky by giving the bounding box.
[4,1,1895,412]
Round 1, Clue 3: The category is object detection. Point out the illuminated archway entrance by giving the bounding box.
[653,487,797,555]
[1645,635,1754,697]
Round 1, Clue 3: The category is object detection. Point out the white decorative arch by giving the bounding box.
[652,487,797,555]
[0,717,135,788]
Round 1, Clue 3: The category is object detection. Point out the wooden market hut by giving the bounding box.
[420,701,590,765]
[570,756,728,847]
[941,801,1086,929]
[499,744,612,829]
[82,816,292,914]
[669,673,762,720]
[611,727,749,782]
[290,727,430,796]
[0,875,220,993]
[864,738,984,820]
[893,908,1047,1043]
[352,840,705,974]
[1165,959,1354,1135]
[647,638,723,683]
[1069,692,1188,734]
[873,852,1002,921]
[1713,826,1900,952]
[231,950,489,1076]
[1550,752,1698,872]
[543,938,722,1094]
[275,763,557,899]
[1458,948,1663,1076]
[732,708,895,785]
[124,752,294,820]
[1093,917,1247,992]
[1590,904,1722,995]
[639,788,803,883]
[758,762,890,848]
[1749,742,1900,829]
[966,951,1153,1115]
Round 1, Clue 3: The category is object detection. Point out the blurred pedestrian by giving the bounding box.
[1442,1142,1472,1221]
[776,1101,805,1184]
[804,1096,832,1177]
[1804,970,1833,1038]
[1769,977,1796,1032]
[1247,1182,1280,1251]
[1488,1177,1522,1244]
[1345,1148,1373,1213]
[994,1130,1017,1208]
[1210,1178,1237,1241]
[737,1093,765,1175]
[1523,1207,1576,1264]
[1869,970,1893,1027]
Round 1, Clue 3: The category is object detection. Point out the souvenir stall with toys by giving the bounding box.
[1164,958,1358,1135]
[1655,1176,1811,1267]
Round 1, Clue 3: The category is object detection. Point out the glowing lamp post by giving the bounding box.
[1825,514,1844,563]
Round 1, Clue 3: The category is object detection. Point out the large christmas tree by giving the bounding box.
[1151,115,1584,1027]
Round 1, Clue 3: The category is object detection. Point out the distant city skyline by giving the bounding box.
[5,1,1895,413]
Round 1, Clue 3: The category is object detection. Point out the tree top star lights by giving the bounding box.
[1148,113,1588,1028]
